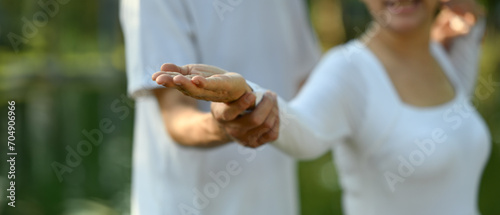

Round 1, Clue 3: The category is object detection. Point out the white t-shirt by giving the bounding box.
[254,21,490,215]
[119,0,321,215]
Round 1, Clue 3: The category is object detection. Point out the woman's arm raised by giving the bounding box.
[432,0,487,97]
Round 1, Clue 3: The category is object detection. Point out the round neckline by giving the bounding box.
[351,39,463,112]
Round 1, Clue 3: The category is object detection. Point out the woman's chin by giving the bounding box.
[386,19,426,33]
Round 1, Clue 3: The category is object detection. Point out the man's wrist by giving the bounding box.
[208,114,233,144]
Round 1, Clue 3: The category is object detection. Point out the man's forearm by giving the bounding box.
[166,109,232,147]
[154,88,232,147]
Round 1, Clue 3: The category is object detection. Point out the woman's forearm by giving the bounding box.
[246,81,339,160]
[270,97,338,160]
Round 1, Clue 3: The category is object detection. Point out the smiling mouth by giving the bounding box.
[384,0,421,14]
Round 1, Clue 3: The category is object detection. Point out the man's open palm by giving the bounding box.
[153,63,252,103]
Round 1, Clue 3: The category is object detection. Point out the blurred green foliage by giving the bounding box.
[0,0,499,215]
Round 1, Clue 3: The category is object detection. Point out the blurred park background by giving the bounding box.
[0,0,499,214]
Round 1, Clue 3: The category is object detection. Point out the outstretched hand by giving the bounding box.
[152,63,253,103]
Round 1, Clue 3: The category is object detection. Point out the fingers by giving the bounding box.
[153,72,183,87]
[153,63,191,87]
[154,63,249,103]
[441,0,480,19]
[432,6,475,46]
[160,63,182,73]
[173,74,194,86]
[154,71,210,88]
[153,71,204,97]
[187,64,228,76]
[211,93,256,122]
[171,75,233,102]
[202,73,245,92]
[240,102,279,148]
[193,75,226,88]
[203,74,231,91]
[160,63,191,75]
[192,75,207,87]
[172,75,210,99]
[216,91,279,148]
[223,92,274,129]
[257,119,280,145]
[256,105,280,145]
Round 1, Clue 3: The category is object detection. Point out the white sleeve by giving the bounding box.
[251,49,360,160]
[120,0,199,98]
[446,18,486,97]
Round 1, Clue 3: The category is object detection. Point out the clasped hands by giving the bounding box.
[152,63,280,148]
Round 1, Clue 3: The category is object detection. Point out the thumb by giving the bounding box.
[212,93,256,121]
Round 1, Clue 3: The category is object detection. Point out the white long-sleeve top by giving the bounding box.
[251,21,491,215]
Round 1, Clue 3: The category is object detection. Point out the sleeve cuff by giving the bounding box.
[246,81,266,105]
